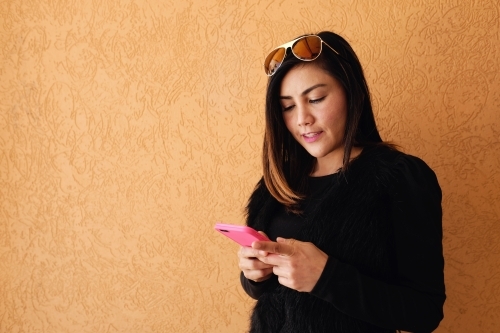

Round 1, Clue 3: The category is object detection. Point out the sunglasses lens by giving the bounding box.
[292,35,322,60]
[264,47,286,76]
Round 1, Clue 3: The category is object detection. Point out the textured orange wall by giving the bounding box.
[1,0,499,332]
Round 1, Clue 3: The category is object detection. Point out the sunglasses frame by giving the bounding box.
[264,34,340,76]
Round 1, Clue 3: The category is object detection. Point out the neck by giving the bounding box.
[311,146,363,177]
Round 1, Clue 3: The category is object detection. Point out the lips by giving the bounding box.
[302,131,322,143]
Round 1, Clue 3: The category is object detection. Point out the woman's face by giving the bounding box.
[280,63,348,174]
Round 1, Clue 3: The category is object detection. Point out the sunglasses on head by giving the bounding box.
[264,34,340,76]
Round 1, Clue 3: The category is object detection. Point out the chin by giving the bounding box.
[306,150,328,158]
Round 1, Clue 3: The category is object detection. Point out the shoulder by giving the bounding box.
[355,145,436,174]
[391,150,442,203]
[351,145,441,196]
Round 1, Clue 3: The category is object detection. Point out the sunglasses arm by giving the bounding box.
[322,41,340,56]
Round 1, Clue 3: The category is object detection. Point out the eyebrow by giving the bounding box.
[280,84,327,100]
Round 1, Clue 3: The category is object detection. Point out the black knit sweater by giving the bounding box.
[241,145,445,333]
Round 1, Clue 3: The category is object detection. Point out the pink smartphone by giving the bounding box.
[214,223,269,247]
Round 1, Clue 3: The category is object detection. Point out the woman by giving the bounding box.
[237,31,446,332]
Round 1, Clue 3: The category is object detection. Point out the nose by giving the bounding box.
[296,104,313,126]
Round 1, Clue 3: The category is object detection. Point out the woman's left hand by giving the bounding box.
[253,237,328,292]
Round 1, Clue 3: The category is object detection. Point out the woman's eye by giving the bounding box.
[282,105,294,112]
[310,96,325,104]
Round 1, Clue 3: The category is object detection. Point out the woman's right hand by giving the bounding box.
[238,237,274,282]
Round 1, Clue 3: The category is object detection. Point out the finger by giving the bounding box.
[249,231,270,256]
[272,265,287,278]
[253,240,294,256]
[250,243,269,257]
[239,258,273,271]
[257,253,285,267]
[244,267,273,282]
[276,238,297,256]
[239,254,273,271]
[277,275,294,290]
[273,267,292,288]
[238,246,263,259]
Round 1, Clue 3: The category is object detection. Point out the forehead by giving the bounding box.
[280,63,336,95]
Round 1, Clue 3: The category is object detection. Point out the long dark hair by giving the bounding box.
[262,31,387,211]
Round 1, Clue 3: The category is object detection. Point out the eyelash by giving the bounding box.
[310,96,325,104]
[282,96,325,112]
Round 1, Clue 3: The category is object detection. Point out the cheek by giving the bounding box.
[324,106,347,129]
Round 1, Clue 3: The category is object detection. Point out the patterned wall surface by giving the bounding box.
[1,0,499,332]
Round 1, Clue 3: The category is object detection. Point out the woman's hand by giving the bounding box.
[253,237,328,292]
[238,232,274,283]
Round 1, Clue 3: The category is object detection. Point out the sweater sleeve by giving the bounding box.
[310,154,446,332]
[240,272,280,300]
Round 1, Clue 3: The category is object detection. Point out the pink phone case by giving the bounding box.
[214,223,269,247]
